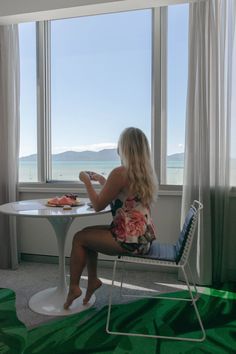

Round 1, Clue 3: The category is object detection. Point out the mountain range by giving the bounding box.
[20,149,184,161]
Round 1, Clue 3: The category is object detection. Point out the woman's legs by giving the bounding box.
[64,226,125,309]
[84,249,102,305]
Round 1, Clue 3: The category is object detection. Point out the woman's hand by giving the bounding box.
[79,171,91,185]
[90,173,106,186]
[84,171,106,186]
[79,166,126,212]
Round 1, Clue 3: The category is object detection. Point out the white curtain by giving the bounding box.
[181,0,236,285]
[0,25,20,269]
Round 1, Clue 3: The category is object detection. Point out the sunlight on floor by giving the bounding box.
[156,282,236,299]
[155,282,192,291]
[80,275,158,292]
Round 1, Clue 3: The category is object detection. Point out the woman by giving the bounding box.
[64,127,158,309]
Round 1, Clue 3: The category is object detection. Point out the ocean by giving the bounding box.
[19,160,184,185]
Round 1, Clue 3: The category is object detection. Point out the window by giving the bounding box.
[19,23,37,182]
[50,11,151,181]
[166,4,188,185]
[18,5,189,187]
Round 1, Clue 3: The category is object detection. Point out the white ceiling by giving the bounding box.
[0,0,199,25]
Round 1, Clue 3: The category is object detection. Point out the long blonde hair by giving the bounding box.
[118,127,158,205]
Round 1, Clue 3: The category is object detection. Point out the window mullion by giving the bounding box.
[160,7,168,184]
[45,21,52,181]
[36,21,51,182]
[152,7,167,185]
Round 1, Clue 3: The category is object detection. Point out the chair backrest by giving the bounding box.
[175,200,203,264]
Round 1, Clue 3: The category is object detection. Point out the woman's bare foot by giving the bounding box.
[64,286,82,309]
[83,278,102,305]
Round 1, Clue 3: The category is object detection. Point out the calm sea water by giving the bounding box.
[19,160,184,185]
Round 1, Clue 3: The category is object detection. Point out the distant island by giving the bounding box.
[20,149,184,162]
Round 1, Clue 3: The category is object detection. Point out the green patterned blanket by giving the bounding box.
[0,285,236,354]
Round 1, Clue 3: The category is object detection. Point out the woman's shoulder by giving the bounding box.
[111,165,126,175]
[109,166,128,186]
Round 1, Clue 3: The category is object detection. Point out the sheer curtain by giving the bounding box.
[181,0,236,285]
[0,25,20,269]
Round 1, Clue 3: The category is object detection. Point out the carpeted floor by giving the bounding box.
[0,261,181,329]
[1,283,236,353]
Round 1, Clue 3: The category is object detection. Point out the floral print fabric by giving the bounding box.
[110,191,156,255]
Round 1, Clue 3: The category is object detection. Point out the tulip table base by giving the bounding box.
[29,286,95,316]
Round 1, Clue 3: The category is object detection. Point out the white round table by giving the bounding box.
[0,198,110,316]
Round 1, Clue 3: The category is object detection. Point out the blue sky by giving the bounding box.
[19,4,188,158]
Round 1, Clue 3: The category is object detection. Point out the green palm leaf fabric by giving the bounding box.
[0,288,27,354]
[0,285,236,354]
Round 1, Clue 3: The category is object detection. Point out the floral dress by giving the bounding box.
[110,190,156,255]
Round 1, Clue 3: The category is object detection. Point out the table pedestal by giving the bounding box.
[29,216,95,316]
[29,286,95,316]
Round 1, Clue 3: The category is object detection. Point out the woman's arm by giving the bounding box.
[80,167,126,212]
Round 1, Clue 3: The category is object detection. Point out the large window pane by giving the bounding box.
[19,23,37,182]
[167,4,189,185]
[50,10,152,181]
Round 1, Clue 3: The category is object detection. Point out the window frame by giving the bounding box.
[37,21,52,182]
[18,7,183,192]
[152,7,168,186]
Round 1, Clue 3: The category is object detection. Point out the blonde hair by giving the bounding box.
[118,127,158,205]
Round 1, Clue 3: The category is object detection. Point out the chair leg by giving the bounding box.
[182,266,206,341]
[106,260,206,342]
[186,261,200,301]
[106,259,117,334]
[119,260,126,297]
[117,260,197,302]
